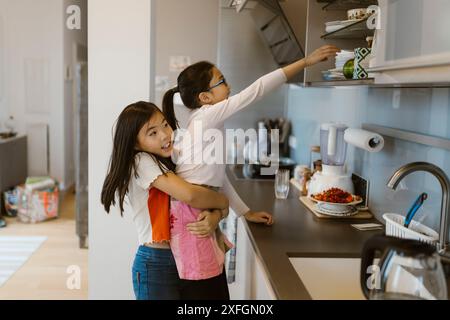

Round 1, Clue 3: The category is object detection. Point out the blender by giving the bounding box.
[308,123,354,196]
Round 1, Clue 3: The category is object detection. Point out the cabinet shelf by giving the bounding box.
[304,78,374,87]
[302,79,450,88]
[321,17,373,39]
[318,0,378,11]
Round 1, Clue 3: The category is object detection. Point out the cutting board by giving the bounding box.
[300,196,373,220]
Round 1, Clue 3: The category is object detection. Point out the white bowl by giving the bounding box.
[316,203,358,217]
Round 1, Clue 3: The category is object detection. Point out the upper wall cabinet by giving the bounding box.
[302,0,378,86]
[370,0,450,85]
[231,0,450,87]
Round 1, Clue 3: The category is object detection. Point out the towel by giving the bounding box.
[221,213,238,284]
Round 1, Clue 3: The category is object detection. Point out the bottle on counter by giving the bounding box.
[257,121,269,165]
[309,146,321,172]
[313,160,322,174]
[294,165,313,196]
[294,165,308,181]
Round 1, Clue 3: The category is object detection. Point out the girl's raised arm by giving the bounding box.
[198,45,340,126]
[283,45,340,80]
[151,172,229,210]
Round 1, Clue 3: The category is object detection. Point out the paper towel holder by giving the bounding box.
[369,136,382,149]
[344,127,385,153]
[362,123,450,152]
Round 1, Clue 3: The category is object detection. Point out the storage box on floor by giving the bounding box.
[3,188,19,217]
[3,177,59,223]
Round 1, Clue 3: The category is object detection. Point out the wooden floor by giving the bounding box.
[0,191,88,300]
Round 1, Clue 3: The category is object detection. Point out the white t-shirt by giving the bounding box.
[174,68,287,215]
[128,152,168,245]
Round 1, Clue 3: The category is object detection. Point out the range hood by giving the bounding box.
[248,0,308,82]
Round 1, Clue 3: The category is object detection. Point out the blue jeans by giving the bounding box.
[132,246,181,300]
[132,245,230,300]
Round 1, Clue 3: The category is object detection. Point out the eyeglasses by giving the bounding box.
[208,78,227,91]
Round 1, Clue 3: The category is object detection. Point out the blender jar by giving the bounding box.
[320,123,348,166]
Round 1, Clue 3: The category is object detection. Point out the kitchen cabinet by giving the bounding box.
[304,0,377,86]
[233,0,378,86]
[228,215,277,300]
[370,0,450,85]
[235,0,450,86]
[308,0,450,86]
[249,0,306,82]
[318,0,378,11]
[0,136,27,215]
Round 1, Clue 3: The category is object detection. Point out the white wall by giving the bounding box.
[154,0,219,106]
[218,5,287,131]
[152,0,286,130]
[88,0,151,300]
[0,12,5,128]
[0,0,65,185]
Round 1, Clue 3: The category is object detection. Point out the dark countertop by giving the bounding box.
[226,165,383,300]
[0,134,25,144]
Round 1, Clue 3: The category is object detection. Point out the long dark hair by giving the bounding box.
[162,61,215,130]
[101,101,175,216]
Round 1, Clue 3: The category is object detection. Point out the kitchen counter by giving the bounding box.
[226,165,383,300]
[0,134,23,144]
[0,135,27,216]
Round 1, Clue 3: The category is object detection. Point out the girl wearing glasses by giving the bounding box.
[162,45,340,298]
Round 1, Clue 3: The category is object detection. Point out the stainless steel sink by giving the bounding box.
[289,257,365,300]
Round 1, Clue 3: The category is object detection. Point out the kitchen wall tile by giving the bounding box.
[287,85,450,241]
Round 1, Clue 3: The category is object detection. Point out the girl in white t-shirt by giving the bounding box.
[101,101,230,300]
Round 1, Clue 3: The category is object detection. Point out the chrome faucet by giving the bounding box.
[387,162,450,256]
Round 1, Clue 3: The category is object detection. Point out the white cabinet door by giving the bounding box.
[371,0,450,84]
[228,215,253,300]
[251,252,277,300]
[228,217,276,300]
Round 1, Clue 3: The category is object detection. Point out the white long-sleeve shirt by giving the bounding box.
[174,68,287,215]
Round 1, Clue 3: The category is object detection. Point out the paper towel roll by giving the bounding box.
[344,128,384,153]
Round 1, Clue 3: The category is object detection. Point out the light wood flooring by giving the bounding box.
[0,191,88,300]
